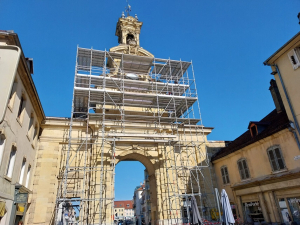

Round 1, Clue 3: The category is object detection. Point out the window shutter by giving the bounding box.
[238,161,245,180]
[242,160,249,179]
[268,149,278,171]
[274,148,285,169]
[221,167,225,176]
[221,168,226,184]
[221,167,226,184]
[224,167,230,183]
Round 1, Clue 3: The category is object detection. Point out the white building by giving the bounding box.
[133,183,144,225]
[0,31,44,225]
[142,170,151,225]
[114,200,134,220]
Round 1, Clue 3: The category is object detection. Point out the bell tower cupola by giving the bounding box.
[109,11,153,57]
[115,13,142,47]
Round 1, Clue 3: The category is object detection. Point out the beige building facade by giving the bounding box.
[212,31,300,225]
[0,31,44,225]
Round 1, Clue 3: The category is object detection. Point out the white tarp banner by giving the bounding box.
[221,189,235,225]
[0,45,21,123]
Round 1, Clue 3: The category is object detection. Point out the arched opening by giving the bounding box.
[126,34,136,45]
[114,153,157,225]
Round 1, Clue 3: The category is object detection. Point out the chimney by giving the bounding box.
[269,79,284,113]
[298,12,300,24]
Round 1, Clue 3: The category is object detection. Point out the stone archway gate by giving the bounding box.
[52,47,217,225]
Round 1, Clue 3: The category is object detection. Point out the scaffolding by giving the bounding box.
[54,47,218,225]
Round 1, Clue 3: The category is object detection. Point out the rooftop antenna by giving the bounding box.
[125,0,131,17]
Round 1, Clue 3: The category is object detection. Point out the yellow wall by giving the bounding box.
[213,128,300,222]
[267,35,300,142]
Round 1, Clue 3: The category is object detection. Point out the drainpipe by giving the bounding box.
[274,65,300,136]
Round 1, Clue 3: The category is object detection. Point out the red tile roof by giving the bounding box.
[114,200,133,209]
[137,185,144,191]
[211,109,290,161]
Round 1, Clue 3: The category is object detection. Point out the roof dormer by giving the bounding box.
[248,122,269,137]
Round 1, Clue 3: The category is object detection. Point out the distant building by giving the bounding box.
[133,183,144,225]
[114,200,134,220]
[141,170,151,225]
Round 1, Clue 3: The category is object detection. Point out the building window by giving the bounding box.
[8,80,18,109]
[267,145,285,171]
[220,166,230,184]
[33,124,38,141]
[17,95,26,120]
[19,158,26,184]
[25,165,31,188]
[6,146,17,178]
[27,114,34,138]
[237,158,250,180]
[0,135,5,166]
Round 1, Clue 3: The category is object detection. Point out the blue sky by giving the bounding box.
[115,162,145,200]
[1,0,299,200]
